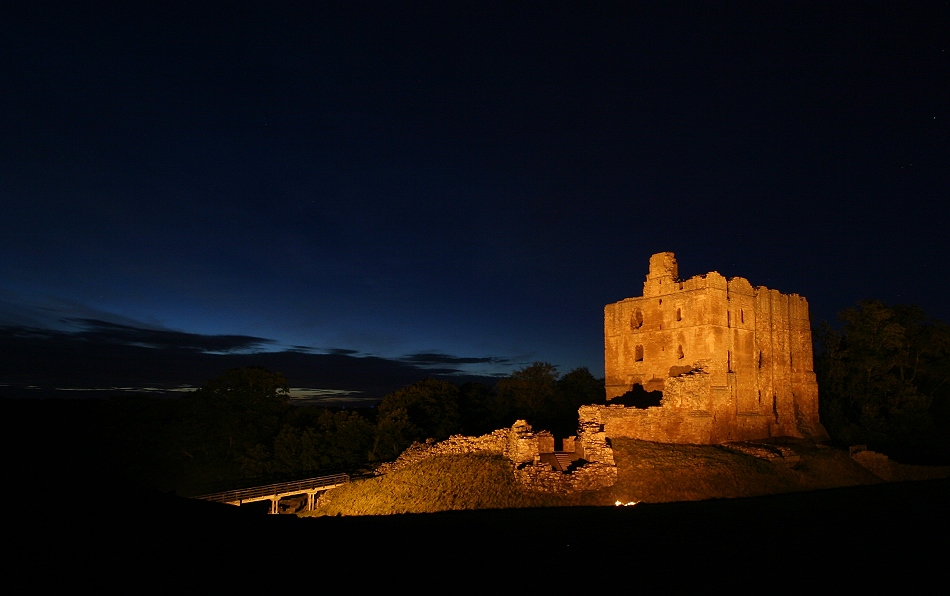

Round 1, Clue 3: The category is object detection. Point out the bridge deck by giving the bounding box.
[196,473,349,513]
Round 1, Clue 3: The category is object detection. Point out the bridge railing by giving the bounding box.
[197,473,350,504]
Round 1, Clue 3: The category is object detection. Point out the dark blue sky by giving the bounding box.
[2,2,948,394]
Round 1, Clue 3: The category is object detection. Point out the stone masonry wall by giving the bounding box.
[580,367,727,444]
[506,420,541,465]
[514,461,617,495]
[576,415,616,465]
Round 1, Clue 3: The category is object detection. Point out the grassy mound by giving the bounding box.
[308,453,578,516]
[601,439,882,503]
[306,439,887,516]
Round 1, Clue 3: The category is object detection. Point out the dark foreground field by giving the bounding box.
[11,478,948,585]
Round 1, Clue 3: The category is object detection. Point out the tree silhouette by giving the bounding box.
[816,300,950,459]
[373,379,461,460]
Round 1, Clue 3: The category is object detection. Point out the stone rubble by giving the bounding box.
[721,441,801,466]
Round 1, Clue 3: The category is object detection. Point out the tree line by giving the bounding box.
[0,362,605,496]
[184,363,604,491]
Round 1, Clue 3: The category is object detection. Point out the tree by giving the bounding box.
[373,407,417,462]
[815,300,950,458]
[556,367,606,411]
[272,410,374,475]
[174,367,291,483]
[373,379,461,460]
[196,366,289,411]
[496,362,559,426]
[457,381,501,436]
[313,409,375,470]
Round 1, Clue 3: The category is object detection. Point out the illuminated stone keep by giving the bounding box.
[599,252,825,443]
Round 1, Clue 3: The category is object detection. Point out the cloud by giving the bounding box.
[0,294,516,398]
[63,318,275,353]
[400,352,514,366]
[326,348,361,355]
[0,323,508,399]
[0,289,158,331]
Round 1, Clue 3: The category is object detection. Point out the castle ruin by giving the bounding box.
[594,252,826,444]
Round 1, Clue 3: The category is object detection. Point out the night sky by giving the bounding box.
[2,2,948,397]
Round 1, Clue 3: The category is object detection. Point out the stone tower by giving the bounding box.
[600,252,824,443]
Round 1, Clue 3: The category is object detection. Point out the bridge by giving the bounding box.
[196,473,349,514]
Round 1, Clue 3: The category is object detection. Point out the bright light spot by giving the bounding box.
[614,500,640,506]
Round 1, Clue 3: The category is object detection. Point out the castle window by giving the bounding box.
[631,309,643,330]
[677,345,684,359]
[740,309,745,324]
[675,307,682,322]
[727,350,733,372]
[758,350,763,369]
[635,345,644,362]
[658,299,663,305]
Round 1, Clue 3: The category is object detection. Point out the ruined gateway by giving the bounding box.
[591,252,827,444]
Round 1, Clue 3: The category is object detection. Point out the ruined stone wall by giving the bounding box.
[513,418,617,493]
[506,420,541,465]
[374,422,618,494]
[536,431,555,454]
[373,430,508,476]
[580,400,716,445]
[603,252,825,444]
[576,411,617,464]
[514,461,617,494]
